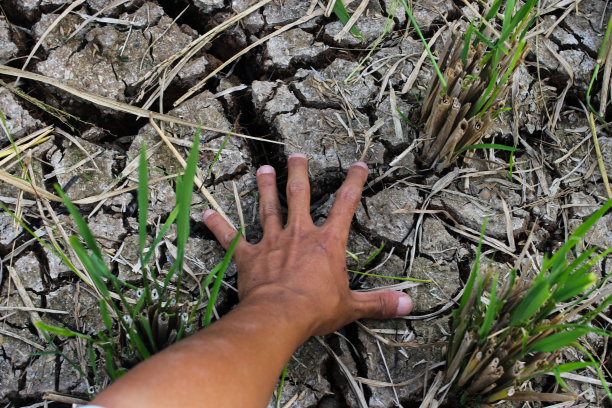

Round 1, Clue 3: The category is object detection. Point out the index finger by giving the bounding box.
[324,162,368,238]
[203,209,251,259]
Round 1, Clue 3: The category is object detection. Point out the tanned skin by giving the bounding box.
[92,153,413,408]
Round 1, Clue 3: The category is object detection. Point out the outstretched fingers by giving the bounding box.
[203,209,250,256]
[325,162,368,239]
[351,291,413,320]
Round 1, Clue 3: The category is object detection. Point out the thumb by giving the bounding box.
[352,291,413,319]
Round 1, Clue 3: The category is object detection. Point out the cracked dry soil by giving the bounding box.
[1,0,612,407]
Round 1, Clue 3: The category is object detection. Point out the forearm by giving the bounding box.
[92,295,312,408]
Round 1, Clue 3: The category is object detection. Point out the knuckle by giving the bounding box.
[338,186,360,203]
[223,231,236,245]
[287,179,307,195]
[377,295,391,317]
[261,203,281,218]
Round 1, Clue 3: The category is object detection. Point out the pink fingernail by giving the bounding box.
[352,161,368,170]
[257,165,275,175]
[289,152,307,159]
[203,209,216,220]
[396,295,412,316]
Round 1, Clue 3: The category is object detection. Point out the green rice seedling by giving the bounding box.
[33,129,241,390]
[428,201,612,407]
[415,0,536,170]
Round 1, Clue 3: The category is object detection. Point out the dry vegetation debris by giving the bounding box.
[0,0,612,407]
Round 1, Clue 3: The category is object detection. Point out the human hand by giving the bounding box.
[203,153,412,337]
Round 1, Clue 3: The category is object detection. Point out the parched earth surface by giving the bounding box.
[1,0,612,407]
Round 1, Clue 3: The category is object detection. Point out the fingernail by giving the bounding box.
[257,165,275,175]
[352,161,368,170]
[396,295,412,316]
[289,152,307,159]
[203,209,216,220]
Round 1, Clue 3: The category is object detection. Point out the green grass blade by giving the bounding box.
[346,250,360,264]
[508,0,537,43]
[362,242,385,269]
[345,3,397,83]
[478,272,499,343]
[553,272,597,303]
[143,207,178,266]
[104,347,119,380]
[331,0,363,41]
[545,199,612,278]
[348,269,431,282]
[138,142,148,263]
[205,129,233,180]
[99,299,113,332]
[454,143,518,156]
[580,292,612,324]
[204,228,242,326]
[0,201,80,277]
[529,329,589,353]
[88,342,98,382]
[174,128,201,300]
[138,315,158,353]
[55,185,103,259]
[457,218,488,315]
[471,49,501,116]
[69,236,110,297]
[276,363,289,408]
[472,29,496,49]
[461,20,476,64]
[485,0,503,21]
[574,343,612,401]
[510,280,550,325]
[500,0,516,45]
[399,0,446,89]
[177,262,223,341]
[532,323,611,338]
[555,361,596,373]
[35,321,95,341]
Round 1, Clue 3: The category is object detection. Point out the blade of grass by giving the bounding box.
[478,272,499,343]
[138,143,149,262]
[529,329,590,353]
[398,0,446,89]
[34,321,95,342]
[331,0,363,41]
[173,128,201,301]
[573,342,612,401]
[361,243,385,269]
[348,269,431,282]
[204,228,242,326]
[205,130,232,180]
[454,143,518,156]
[55,186,103,259]
[276,363,289,408]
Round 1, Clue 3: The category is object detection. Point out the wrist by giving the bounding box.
[238,286,318,341]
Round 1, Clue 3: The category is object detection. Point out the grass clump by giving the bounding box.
[32,129,240,391]
[429,201,612,406]
[415,0,535,170]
